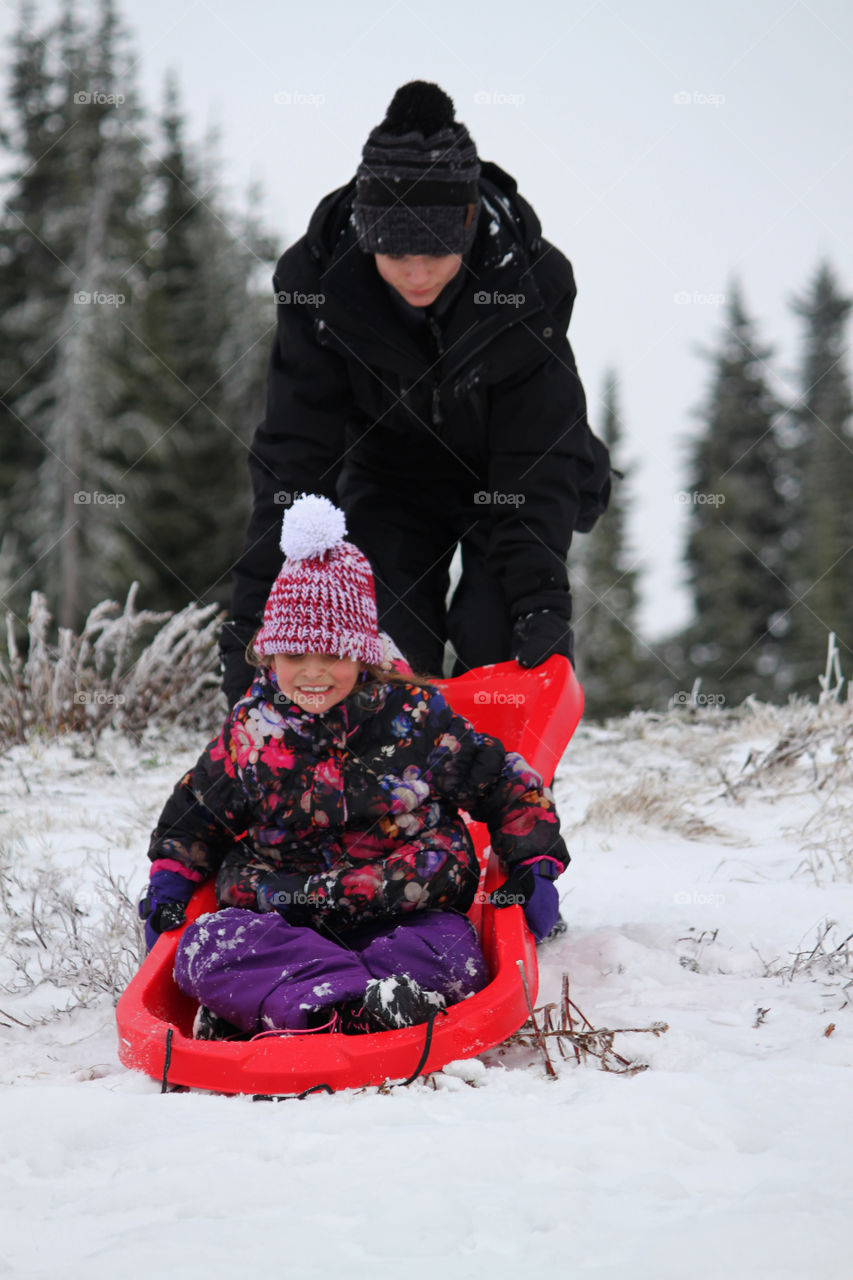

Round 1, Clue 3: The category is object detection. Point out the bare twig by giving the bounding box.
[504,972,668,1076]
[563,973,581,1065]
[0,1006,32,1028]
[516,960,556,1078]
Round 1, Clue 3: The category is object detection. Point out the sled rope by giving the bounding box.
[400,1006,448,1086]
[160,1027,174,1094]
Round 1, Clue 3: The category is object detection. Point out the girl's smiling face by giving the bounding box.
[271,652,361,713]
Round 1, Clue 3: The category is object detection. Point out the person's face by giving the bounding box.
[374,252,463,307]
[271,652,361,713]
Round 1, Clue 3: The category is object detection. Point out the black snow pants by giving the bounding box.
[343,480,512,677]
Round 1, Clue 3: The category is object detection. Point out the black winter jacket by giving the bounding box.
[223,162,611,696]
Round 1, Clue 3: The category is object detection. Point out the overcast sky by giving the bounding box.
[2,0,852,636]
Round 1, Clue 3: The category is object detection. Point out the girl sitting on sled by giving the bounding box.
[139,495,568,1039]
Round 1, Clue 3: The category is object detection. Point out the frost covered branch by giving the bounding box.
[0,584,226,746]
[758,919,853,986]
[0,842,143,1016]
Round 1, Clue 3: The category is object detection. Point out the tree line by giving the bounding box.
[575,268,853,716]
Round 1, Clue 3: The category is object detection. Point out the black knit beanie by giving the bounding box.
[353,81,481,257]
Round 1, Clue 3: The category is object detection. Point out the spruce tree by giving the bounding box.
[0,0,67,613]
[785,263,853,690]
[683,284,789,706]
[573,372,645,717]
[122,74,273,614]
[0,0,153,627]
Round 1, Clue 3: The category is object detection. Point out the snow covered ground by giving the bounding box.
[1,699,852,1279]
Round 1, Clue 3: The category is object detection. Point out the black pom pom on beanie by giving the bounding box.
[382,81,456,135]
[353,81,481,257]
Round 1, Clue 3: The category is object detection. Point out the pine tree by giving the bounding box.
[785,262,853,690]
[1,0,153,627]
[122,75,274,614]
[573,372,645,717]
[0,0,68,612]
[682,284,789,706]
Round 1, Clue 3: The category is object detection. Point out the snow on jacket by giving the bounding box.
[225,161,611,677]
[148,669,569,925]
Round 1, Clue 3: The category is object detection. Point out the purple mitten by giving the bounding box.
[521,860,562,942]
[139,869,196,951]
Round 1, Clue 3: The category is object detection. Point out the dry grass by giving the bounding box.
[572,645,853,880]
[583,771,729,842]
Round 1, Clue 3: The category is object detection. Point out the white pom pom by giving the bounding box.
[280,494,348,562]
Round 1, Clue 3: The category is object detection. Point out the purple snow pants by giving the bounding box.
[174,908,489,1033]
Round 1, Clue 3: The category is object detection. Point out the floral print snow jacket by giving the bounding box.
[148,669,568,927]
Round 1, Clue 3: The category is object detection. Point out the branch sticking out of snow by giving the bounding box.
[502,972,668,1076]
[757,919,853,989]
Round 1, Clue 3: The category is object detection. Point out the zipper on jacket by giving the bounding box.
[428,314,445,427]
[431,385,444,426]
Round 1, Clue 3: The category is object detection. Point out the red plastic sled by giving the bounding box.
[116,656,583,1095]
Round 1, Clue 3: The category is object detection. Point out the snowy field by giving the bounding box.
[1,698,852,1280]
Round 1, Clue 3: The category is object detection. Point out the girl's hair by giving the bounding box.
[245,634,436,689]
[360,661,434,689]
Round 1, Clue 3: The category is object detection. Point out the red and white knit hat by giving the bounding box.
[254,494,383,664]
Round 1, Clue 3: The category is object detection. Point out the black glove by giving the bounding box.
[489,864,536,908]
[511,610,574,668]
[220,618,257,709]
[489,860,562,942]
